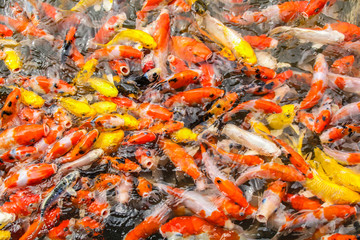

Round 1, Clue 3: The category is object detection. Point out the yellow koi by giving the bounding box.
[2,48,22,72]
[59,97,96,118]
[91,101,117,114]
[94,130,124,153]
[88,77,118,97]
[266,104,296,130]
[20,88,45,109]
[104,29,157,49]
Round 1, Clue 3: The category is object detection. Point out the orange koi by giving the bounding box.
[105,156,141,172]
[297,111,315,131]
[157,69,201,90]
[87,200,110,217]
[0,24,12,37]
[48,219,71,240]
[19,207,60,240]
[153,9,170,77]
[164,87,224,108]
[243,35,278,50]
[267,135,313,178]
[0,190,40,218]
[136,0,171,21]
[235,162,306,185]
[136,103,173,121]
[327,21,360,42]
[302,0,328,18]
[122,131,157,145]
[314,97,333,134]
[207,92,239,117]
[109,60,130,76]
[211,195,255,221]
[322,233,360,240]
[0,87,21,129]
[167,55,188,74]
[223,99,282,122]
[61,26,77,64]
[239,62,277,81]
[124,201,172,240]
[136,177,153,197]
[199,63,217,87]
[300,54,328,110]
[160,216,240,239]
[206,141,263,166]
[159,139,203,182]
[171,36,212,63]
[148,120,184,134]
[284,194,322,211]
[245,69,293,95]
[93,173,122,192]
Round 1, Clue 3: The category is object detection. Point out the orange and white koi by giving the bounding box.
[201,145,254,210]
[59,149,104,175]
[300,54,328,110]
[3,163,56,189]
[0,124,49,153]
[0,190,40,218]
[223,99,282,122]
[44,129,86,162]
[256,180,287,223]
[60,129,99,163]
[164,87,224,108]
[153,9,170,77]
[320,125,360,143]
[328,73,360,95]
[297,111,315,131]
[235,162,306,185]
[280,205,356,232]
[330,101,360,124]
[19,107,44,125]
[222,124,281,157]
[136,0,172,21]
[199,63,218,87]
[158,184,234,228]
[160,216,241,240]
[323,146,360,165]
[226,1,308,25]
[92,13,126,44]
[0,146,38,163]
[135,147,159,169]
[21,76,77,95]
[87,45,143,61]
[331,55,355,75]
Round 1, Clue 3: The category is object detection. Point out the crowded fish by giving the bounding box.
[0,0,360,239]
